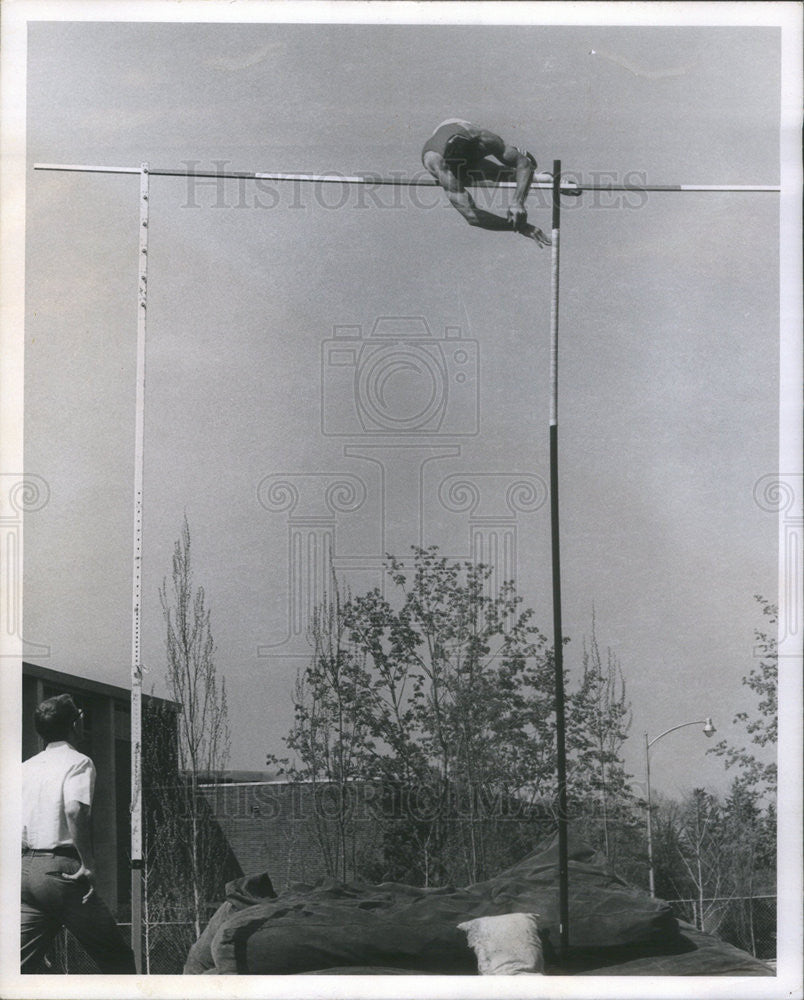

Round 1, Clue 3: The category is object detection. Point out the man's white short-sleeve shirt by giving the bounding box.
[22,741,96,850]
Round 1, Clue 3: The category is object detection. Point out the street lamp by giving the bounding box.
[644,717,716,896]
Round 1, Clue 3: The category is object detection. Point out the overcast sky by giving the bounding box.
[20,14,789,801]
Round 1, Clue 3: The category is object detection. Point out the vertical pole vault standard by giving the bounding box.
[130,163,149,973]
[549,160,570,958]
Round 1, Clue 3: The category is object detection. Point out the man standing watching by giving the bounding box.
[422,119,579,244]
[21,693,136,974]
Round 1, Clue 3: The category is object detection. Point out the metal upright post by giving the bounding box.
[130,162,149,974]
[549,160,570,959]
[645,731,655,896]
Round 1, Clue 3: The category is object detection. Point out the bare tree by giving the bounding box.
[651,789,728,933]
[567,612,637,864]
[157,515,231,940]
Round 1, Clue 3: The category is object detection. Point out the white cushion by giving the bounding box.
[458,912,545,975]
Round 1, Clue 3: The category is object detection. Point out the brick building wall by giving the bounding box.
[199,777,385,890]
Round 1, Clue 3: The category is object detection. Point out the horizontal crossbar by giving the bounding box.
[33,163,780,193]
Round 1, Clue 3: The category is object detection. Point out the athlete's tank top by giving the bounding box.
[421,121,481,165]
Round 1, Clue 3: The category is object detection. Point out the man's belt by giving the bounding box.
[22,845,79,859]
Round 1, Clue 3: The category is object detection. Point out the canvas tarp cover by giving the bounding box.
[184,837,771,976]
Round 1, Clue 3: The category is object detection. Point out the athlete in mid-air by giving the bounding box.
[422,120,577,246]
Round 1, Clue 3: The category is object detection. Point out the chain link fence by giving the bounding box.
[47,921,197,975]
[666,895,776,960]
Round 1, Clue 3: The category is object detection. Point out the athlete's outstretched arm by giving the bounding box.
[478,132,580,214]
[423,150,550,245]
[477,133,536,221]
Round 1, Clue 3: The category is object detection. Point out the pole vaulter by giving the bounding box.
[33,151,779,973]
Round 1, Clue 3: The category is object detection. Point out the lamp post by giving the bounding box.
[645,717,716,896]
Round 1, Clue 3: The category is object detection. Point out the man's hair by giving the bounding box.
[34,693,81,743]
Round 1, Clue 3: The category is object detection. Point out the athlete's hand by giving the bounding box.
[63,865,96,903]
[525,225,552,248]
[507,205,528,232]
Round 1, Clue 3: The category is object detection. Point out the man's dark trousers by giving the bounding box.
[21,849,136,974]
